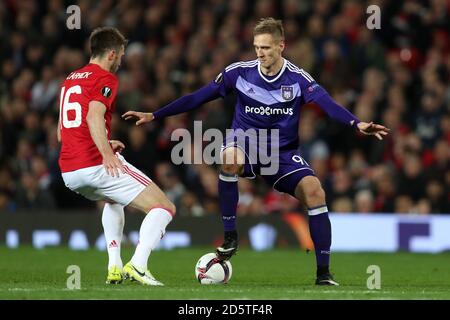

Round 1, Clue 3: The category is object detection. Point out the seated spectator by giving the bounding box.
[331,196,353,213]
[354,189,375,213]
[395,195,414,214]
[15,172,56,210]
[155,162,186,209]
[178,191,205,217]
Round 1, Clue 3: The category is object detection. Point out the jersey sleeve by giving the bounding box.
[296,69,327,103]
[297,69,360,127]
[90,74,118,110]
[211,64,239,97]
[152,64,239,120]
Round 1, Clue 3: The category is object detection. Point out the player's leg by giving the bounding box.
[216,146,245,259]
[102,202,125,284]
[294,176,338,286]
[62,161,174,285]
[123,179,176,286]
[93,155,175,286]
[266,150,338,285]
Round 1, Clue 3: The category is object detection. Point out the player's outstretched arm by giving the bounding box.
[122,82,224,125]
[357,122,390,140]
[312,93,390,140]
[122,111,154,126]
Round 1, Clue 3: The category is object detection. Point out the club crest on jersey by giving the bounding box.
[281,85,294,101]
[102,86,112,98]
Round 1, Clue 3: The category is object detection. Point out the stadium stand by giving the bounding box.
[0,0,448,215]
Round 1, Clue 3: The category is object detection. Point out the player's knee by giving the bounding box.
[222,148,244,167]
[164,201,176,217]
[221,163,241,176]
[301,178,326,204]
[305,184,326,203]
[149,200,176,217]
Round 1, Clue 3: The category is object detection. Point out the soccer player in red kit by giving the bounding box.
[58,27,175,286]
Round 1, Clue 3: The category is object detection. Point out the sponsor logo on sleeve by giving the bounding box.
[102,86,112,98]
[307,83,320,92]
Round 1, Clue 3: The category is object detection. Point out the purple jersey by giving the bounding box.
[152,58,361,193]
[215,59,327,148]
[154,58,360,149]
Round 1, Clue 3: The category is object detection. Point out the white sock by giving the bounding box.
[102,203,125,269]
[131,208,173,270]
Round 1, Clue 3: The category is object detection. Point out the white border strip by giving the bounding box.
[272,167,314,190]
[308,206,328,216]
[219,174,239,182]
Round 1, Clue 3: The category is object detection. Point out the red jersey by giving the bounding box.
[58,63,118,173]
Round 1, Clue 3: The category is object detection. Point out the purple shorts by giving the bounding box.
[221,139,315,197]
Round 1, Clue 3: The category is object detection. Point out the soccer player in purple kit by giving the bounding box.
[123,18,389,285]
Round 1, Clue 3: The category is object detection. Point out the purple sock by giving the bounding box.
[218,172,239,232]
[308,205,331,274]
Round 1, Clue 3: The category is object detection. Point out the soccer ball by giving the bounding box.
[195,252,232,284]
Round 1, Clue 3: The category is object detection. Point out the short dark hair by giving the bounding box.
[253,18,284,41]
[89,27,128,58]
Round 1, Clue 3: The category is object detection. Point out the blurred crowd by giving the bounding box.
[0,0,448,215]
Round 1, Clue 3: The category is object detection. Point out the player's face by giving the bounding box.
[110,45,125,73]
[253,34,284,70]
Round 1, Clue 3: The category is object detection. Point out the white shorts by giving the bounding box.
[61,154,151,206]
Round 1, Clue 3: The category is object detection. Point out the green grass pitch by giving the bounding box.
[1,246,449,299]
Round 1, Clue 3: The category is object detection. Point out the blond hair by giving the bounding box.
[253,18,284,40]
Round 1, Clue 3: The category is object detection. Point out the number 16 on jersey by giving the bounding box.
[59,85,82,129]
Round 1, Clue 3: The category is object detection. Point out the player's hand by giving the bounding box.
[121,111,154,126]
[109,140,125,153]
[103,153,124,177]
[357,122,390,140]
